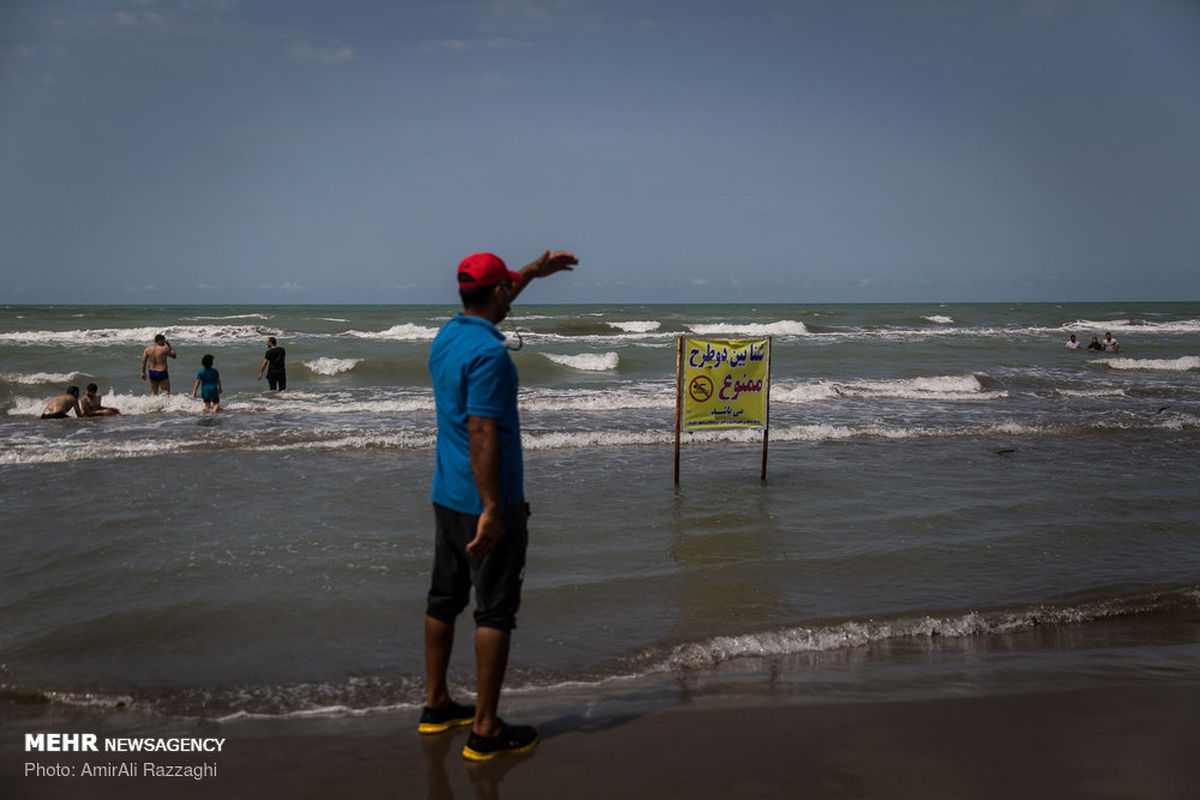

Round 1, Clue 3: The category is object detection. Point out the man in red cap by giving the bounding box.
[421,248,577,761]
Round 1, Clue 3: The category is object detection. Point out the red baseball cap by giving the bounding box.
[457,253,522,289]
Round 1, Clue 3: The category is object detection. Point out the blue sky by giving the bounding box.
[2,0,1198,304]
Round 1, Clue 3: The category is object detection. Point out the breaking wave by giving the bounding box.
[302,357,363,376]
[686,320,809,337]
[541,352,620,371]
[1104,356,1200,372]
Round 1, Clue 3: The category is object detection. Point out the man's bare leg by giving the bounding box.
[473,626,510,736]
[424,615,456,708]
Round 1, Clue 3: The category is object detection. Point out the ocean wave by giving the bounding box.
[774,374,1005,403]
[521,387,672,412]
[1,676,424,720]
[0,324,278,347]
[302,357,363,376]
[236,394,433,414]
[6,391,198,417]
[1062,318,1200,334]
[608,320,662,333]
[1054,388,1129,398]
[1,371,85,385]
[12,585,1196,720]
[922,315,955,325]
[5,408,1195,464]
[0,428,438,464]
[341,323,439,341]
[662,585,1200,670]
[686,320,809,337]
[541,352,620,371]
[1104,356,1200,372]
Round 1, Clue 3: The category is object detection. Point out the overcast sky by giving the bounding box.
[2,0,1198,305]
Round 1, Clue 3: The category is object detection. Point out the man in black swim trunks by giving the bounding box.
[41,386,83,419]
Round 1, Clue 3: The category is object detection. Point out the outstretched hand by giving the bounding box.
[523,250,578,281]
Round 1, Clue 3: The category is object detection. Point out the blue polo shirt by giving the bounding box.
[429,313,524,514]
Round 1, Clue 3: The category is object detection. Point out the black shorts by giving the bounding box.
[267,371,286,390]
[426,502,530,632]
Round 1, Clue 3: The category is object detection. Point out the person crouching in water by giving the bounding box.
[192,354,223,412]
[81,383,121,416]
[41,386,83,419]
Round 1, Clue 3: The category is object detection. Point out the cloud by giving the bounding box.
[261,282,306,293]
[485,0,568,22]
[419,38,529,55]
[114,10,165,28]
[689,278,710,287]
[196,283,221,291]
[288,41,357,64]
[2,44,35,60]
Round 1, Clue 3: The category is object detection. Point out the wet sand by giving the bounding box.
[5,683,1199,799]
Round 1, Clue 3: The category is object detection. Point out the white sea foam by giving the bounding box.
[252,431,436,452]
[922,315,955,324]
[1104,356,1200,371]
[662,589,1200,670]
[775,374,1005,403]
[523,430,674,449]
[1054,388,1129,398]
[772,383,842,403]
[302,357,362,376]
[342,323,439,341]
[6,391,196,417]
[541,352,620,371]
[0,324,276,347]
[5,413,1195,464]
[0,439,198,465]
[1062,318,1200,334]
[686,320,809,337]
[2,371,85,385]
[608,320,661,333]
[521,387,672,412]
[237,395,434,414]
[0,429,439,464]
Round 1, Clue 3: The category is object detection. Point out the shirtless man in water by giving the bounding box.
[140,334,177,394]
[81,383,121,416]
[41,386,84,419]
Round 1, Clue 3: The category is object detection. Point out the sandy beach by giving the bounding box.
[6,682,1199,799]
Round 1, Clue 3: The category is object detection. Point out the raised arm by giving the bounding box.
[509,250,577,304]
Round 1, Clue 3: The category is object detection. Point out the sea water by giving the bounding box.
[1,302,1198,718]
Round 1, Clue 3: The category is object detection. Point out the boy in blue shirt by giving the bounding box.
[192,354,222,412]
